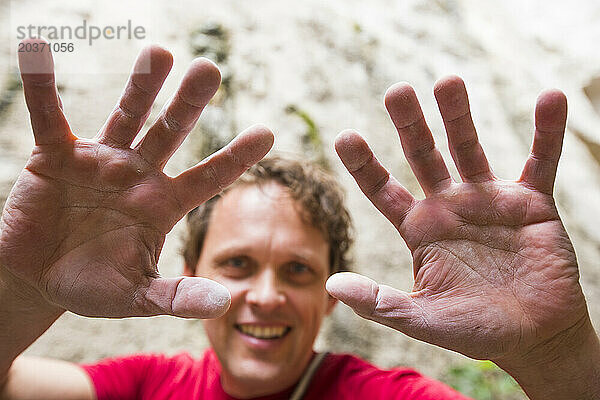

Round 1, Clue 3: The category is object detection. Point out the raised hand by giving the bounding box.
[0,39,273,320]
[327,76,592,367]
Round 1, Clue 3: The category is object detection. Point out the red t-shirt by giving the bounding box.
[81,349,471,399]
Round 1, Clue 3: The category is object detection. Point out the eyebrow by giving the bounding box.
[209,243,327,269]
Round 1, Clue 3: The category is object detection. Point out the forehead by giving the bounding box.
[216,182,301,223]
[203,183,329,265]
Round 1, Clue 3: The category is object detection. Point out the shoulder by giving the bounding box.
[81,351,197,375]
[319,352,422,381]
[80,351,213,400]
[305,353,471,400]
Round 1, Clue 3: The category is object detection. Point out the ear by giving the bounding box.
[325,294,338,316]
[183,262,195,277]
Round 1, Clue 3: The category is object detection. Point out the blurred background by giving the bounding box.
[2,1,600,398]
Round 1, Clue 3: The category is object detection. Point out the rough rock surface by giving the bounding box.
[1,0,599,395]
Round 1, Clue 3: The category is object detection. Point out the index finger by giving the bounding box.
[335,130,415,230]
[171,124,274,215]
[18,38,73,145]
[135,58,221,168]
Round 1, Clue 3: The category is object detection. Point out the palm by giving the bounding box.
[0,42,272,319]
[3,142,176,316]
[401,182,584,359]
[329,76,587,362]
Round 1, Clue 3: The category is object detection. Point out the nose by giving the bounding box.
[246,269,285,312]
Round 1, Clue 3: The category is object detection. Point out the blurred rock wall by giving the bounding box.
[1,0,599,390]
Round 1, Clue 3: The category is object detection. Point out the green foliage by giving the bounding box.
[443,361,526,400]
[285,104,330,170]
[190,22,230,63]
[190,22,232,98]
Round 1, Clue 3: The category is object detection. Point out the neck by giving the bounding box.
[219,351,316,399]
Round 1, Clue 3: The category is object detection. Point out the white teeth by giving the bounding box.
[237,324,289,339]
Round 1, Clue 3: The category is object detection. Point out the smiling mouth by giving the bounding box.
[235,324,292,340]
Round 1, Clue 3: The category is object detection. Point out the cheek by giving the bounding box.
[290,287,331,322]
[201,318,223,343]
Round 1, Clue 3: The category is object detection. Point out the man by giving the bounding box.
[80,156,468,399]
[0,38,599,399]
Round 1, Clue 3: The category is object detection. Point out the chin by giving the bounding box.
[224,356,299,396]
[236,356,287,381]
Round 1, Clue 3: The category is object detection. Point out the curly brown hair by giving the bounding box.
[182,156,353,274]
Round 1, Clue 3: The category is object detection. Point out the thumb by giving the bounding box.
[326,272,429,338]
[143,276,231,318]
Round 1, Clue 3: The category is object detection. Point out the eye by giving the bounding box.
[288,262,310,274]
[218,256,253,278]
[284,262,316,285]
[227,257,248,269]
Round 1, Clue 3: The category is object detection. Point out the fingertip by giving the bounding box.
[144,44,174,74]
[192,57,222,84]
[433,74,464,92]
[326,272,379,316]
[384,83,424,128]
[203,280,232,318]
[433,75,467,102]
[18,38,54,76]
[535,89,567,131]
[384,82,415,109]
[334,130,372,170]
[151,44,174,63]
[178,57,222,106]
[326,271,377,292]
[243,123,275,148]
[325,271,352,296]
[231,124,275,164]
[131,45,173,86]
[171,277,231,319]
[246,123,275,145]
[336,128,360,138]
[334,129,361,151]
[433,75,471,121]
[536,88,567,110]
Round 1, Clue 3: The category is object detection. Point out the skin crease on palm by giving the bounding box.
[1,37,599,400]
[0,38,275,322]
[326,78,591,367]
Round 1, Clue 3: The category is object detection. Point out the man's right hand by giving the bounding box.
[0,38,274,320]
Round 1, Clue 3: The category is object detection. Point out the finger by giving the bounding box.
[326,272,432,342]
[519,89,567,194]
[18,38,73,145]
[143,276,231,318]
[136,58,221,168]
[335,130,415,229]
[172,124,274,214]
[98,45,173,147]
[385,83,452,195]
[433,76,494,182]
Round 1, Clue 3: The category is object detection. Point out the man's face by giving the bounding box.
[191,183,336,397]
